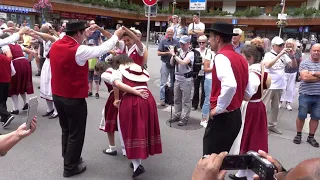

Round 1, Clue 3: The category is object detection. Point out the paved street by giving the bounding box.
[0,46,319,180]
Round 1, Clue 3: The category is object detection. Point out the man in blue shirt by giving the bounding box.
[232,28,244,54]
[87,20,102,46]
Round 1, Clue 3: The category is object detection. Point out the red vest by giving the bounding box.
[50,36,88,98]
[0,54,11,83]
[210,45,249,111]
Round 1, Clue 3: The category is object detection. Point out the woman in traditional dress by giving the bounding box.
[1,34,34,115]
[101,54,162,178]
[118,27,145,66]
[229,44,271,180]
[31,26,59,119]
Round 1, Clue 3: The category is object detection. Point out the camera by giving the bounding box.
[220,151,277,180]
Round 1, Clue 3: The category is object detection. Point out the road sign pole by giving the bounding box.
[146,5,151,50]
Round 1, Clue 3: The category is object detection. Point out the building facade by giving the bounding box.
[1,0,319,40]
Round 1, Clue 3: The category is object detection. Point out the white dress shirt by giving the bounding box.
[75,35,118,66]
[0,31,20,47]
[214,54,252,114]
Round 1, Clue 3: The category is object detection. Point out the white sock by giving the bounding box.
[235,169,247,177]
[131,159,142,171]
[11,95,19,111]
[46,100,54,112]
[21,93,27,104]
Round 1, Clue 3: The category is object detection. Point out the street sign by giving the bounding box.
[304,26,309,33]
[189,0,206,11]
[232,19,238,25]
[143,0,157,6]
[278,13,287,20]
[145,4,157,17]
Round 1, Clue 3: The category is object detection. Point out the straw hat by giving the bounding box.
[119,63,150,82]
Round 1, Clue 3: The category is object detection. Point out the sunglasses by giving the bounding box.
[277,44,285,47]
[198,42,206,44]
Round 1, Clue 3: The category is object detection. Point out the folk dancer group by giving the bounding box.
[48,21,161,178]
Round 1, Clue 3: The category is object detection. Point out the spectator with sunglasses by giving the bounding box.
[262,37,297,135]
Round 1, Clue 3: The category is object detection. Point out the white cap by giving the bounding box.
[271,36,285,45]
[233,28,243,35]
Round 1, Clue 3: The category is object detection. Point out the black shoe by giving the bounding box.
[42,110,54,117]
[293,135,302,144]
[95,93,99,99]
[63,165,87,178]
[229,174,247,180]
[3,115,14,128]
[102,149,117,156]
[88,92,93,97]
[168,116,180,123]
[178,120,188,126]
[48,113,58,119]
[130,162,134,169]
[307,137,320,148]
[132,165,145,178]
[10,110,19,115]
[22,103,29,110]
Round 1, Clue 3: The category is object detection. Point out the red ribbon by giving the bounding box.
[125,67,149,78]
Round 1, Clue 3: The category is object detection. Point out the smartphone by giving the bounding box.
[220,155,252,170]
[26,96,38,130]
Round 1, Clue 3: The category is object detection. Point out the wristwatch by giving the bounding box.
[311,71,316,76]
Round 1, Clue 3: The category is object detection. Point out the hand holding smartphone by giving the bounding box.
[26,96,38,130]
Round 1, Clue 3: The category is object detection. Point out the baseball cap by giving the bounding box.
[179,35,191,44]
[88,39,95,45]
[271,36,285,45]
[233,28,243,36]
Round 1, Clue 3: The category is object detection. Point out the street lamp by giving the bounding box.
[278,0,286,37]
[172,0,177,14]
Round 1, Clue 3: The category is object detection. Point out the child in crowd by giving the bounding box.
[87,39,100,99]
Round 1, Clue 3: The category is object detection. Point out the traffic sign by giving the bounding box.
[143,0,157,6]
[145,4,157,17]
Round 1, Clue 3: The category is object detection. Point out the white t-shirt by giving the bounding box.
[204,50,215,79]
[196,47,211,76]
[263,50,292,89]
[188,22,205,37]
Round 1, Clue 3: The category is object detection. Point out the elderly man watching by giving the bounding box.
[232,28,244,54]
[157,27,180,106]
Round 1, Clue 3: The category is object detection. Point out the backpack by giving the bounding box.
[189,48,202,75]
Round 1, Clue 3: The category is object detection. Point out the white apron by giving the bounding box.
[40,58,52,100]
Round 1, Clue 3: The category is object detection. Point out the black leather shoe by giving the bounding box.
[63,165,86,178]
[102,149,117,156]
[48,113,58,119]
[3,115,14,128]
[132,165,145,178]
[229,174,247,180]
[78,157,83,165]
[10,110,19,115]
[22,103,29,110]
[42,110,54,117]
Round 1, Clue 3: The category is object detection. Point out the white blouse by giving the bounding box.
[101,68,122,85]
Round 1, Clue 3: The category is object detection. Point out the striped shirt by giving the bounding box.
[299,59,320,95]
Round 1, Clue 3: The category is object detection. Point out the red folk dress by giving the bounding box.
[240,65,269,154]
[119,41,144,66]
[6,44,33,96]
[102,69,162,159]
[99,69,124,133]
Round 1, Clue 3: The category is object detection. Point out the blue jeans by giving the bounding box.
[202,78,212,120]
[160,62,174,101]
[298,94,320,120]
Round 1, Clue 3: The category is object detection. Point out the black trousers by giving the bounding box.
[39,57,46,72]
[192,75,204,109]
[53,95,87,171]
[0,83,10,122]
[203,108,241,155]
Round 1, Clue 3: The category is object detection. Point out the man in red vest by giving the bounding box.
[203,22,249,155]
[50,21,124,178]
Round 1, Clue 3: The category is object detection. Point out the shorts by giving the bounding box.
[298,94,320,120]
[88,70,100,81]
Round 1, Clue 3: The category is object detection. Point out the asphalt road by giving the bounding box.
[0,45,319,180]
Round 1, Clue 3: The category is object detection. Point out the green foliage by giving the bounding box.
[233,7,261,17]
[271,3,282,17]
[287,2,318,17]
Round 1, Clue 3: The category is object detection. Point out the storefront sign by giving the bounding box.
[0,5,36,14]
[60,12,95,20]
